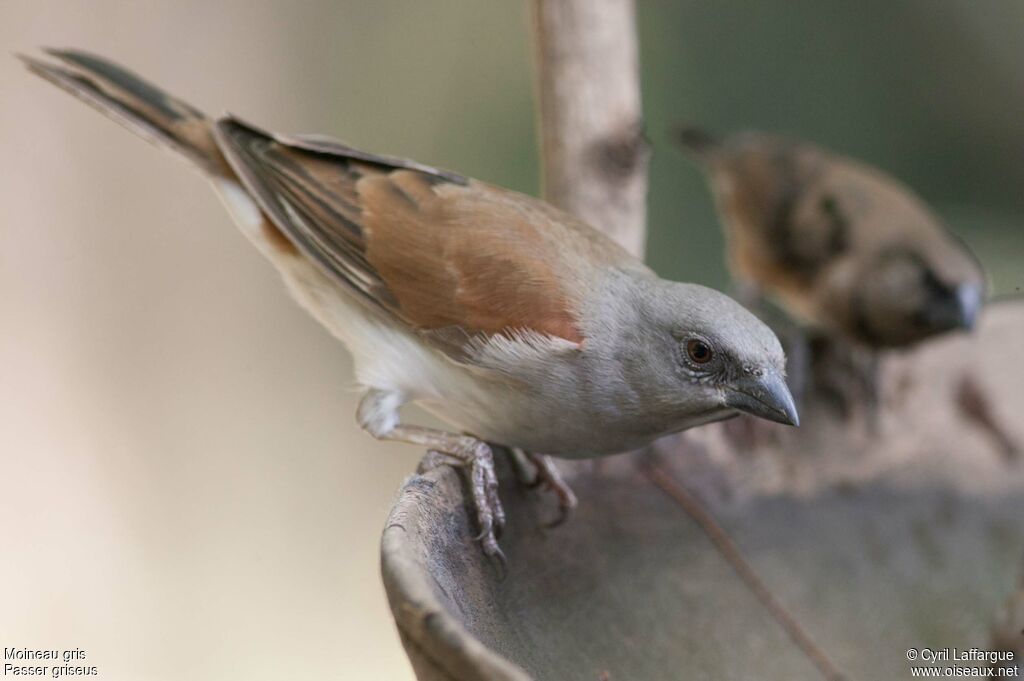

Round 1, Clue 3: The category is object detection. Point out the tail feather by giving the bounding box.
[19,48,228,176]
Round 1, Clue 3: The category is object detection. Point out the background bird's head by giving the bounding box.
[848,243,986,347]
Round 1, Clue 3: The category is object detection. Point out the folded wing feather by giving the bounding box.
[213,117,638,360]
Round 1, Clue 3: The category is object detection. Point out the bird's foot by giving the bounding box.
[419,441,506,576]
[360,391,508,574]
[507,446,540,487]
[507,448,578,526]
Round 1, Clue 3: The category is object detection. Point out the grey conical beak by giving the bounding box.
[725,370,800,427]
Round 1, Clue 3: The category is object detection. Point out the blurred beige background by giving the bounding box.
[1,2,536,680]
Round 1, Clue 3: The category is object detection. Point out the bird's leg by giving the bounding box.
[524,452,578,527]
[507,448,577,526]
[507,447,539,487]
[389,426,505,559]
[357,390,505,568]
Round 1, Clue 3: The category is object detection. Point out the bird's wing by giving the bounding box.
[212,116,637,361]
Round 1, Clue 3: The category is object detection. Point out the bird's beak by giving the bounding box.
[725,370,800,427]
[954,283,983,331]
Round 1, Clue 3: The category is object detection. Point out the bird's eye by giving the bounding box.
[686,339,714,364]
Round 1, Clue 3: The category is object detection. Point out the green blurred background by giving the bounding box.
[1,2,1021,680]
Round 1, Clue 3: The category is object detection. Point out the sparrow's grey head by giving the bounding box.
[588,275,798,430]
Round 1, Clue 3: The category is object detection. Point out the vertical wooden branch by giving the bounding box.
[531,0,650,258]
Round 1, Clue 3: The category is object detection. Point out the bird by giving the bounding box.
[21,49,798,565]
[675,127,986,350]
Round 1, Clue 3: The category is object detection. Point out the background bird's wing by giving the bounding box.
[213,116,636,361]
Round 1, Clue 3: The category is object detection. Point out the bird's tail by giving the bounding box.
[672,124,720,161]
[19,48,229,177]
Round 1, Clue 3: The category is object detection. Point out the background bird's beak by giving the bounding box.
[924,282,984,333]
[725,371,800,427]
[954,283,983,331]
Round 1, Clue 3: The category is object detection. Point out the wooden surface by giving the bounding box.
[382,300,1024,681]
[531,0,649,257]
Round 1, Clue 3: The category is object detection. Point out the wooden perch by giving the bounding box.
[531,0,649,257]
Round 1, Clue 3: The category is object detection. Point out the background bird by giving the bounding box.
[22,49,798,564]
[676,127,987,421]
[676,127,986,349]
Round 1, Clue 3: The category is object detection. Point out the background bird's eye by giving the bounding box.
[686,339,713,364]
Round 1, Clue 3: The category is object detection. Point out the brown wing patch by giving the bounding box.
[359,172,585,343]
[213,118,618,351]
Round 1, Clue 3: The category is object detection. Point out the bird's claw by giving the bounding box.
[473,468,507,579]
[525,453,578,528]
[420,444,576,578]
[419,444,507,573]
[453,441,507,575]
[544,482,578,528]
[480,537,508,581]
